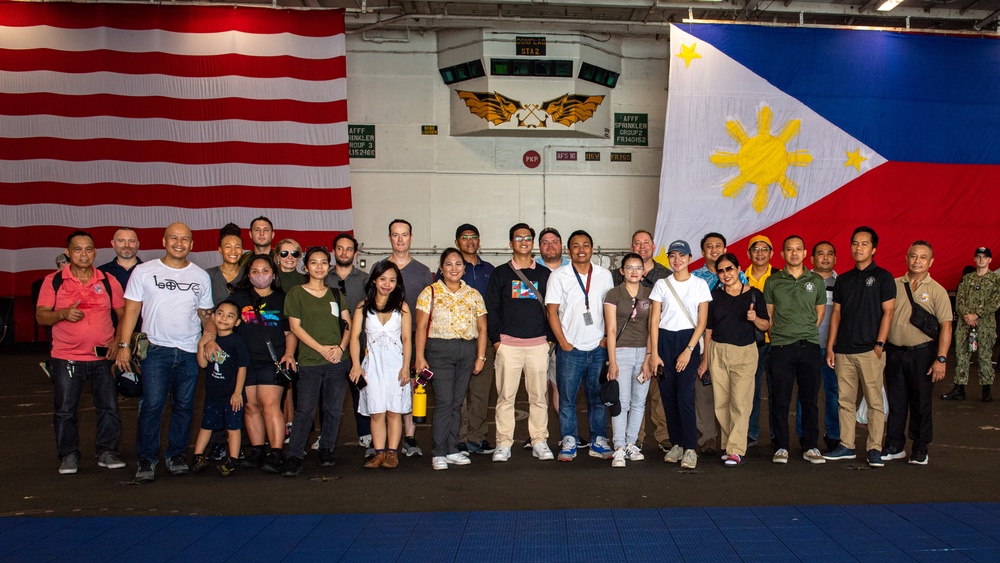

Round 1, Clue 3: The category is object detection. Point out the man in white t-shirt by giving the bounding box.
[115,222,214,483]
[545,230,615,461]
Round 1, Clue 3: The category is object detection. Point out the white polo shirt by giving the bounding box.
[545,262,614,351]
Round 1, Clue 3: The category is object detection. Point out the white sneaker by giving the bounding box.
[773,448,789,464]
[431,456,449,470]
[803,448,826,464]
[445,452,471,465]
[664,444,683,463]
[311,437,320,450]
[612,448,626,468]
[681,449,698,469]
[492,446,511,462]
[625,443,645,461]
[532,441,554,460]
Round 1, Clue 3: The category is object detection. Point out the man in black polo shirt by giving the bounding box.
[823,226,896,467]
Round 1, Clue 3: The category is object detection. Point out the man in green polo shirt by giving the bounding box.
[763,235,827,465]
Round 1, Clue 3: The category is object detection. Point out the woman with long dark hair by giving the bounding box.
[349,260,411,469]
[228,254,296,473]
[281,247,351,477]
[414,248,488,471]
[697,253,770,467]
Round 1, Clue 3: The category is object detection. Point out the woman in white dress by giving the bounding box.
[349,260,411,469]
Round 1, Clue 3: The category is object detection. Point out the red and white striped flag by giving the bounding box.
[0,2,351,296]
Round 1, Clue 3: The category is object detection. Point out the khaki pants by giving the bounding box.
[835,350,885,452]
[709,342,757,456]
[637,385,671,445]
[696,375,718,450]
[459,346,496,444]
[494,343,549,449]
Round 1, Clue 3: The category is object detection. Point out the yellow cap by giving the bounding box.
[748,235,772,250]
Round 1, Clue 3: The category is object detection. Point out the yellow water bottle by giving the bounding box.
[412,384,427,423]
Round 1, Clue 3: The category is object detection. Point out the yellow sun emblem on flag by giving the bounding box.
[710,105,813,213]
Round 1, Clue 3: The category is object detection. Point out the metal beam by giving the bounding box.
[739,0,764,20]
[973,7,1000,28]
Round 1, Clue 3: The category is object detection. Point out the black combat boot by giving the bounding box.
[940,384,966,400]
[983,385,992,403]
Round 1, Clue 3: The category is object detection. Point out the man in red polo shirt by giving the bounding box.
[36,230,126,475]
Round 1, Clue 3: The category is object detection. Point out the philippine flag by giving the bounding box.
[654,24,1000,289]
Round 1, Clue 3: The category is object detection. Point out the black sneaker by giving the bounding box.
[401,437,422,457]
[318,448,336,467]
[190,454,210,474]
[165,454,190,475]
[282,456,303,477]
[210,443,228,461]
[135,459,155,483]
[217,459,237,477]
[909,451,929,465]
[241,446,265,468]
[262,450,284,474]
[866,449,884,468]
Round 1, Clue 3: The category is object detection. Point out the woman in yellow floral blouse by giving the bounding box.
[415,248,488,471]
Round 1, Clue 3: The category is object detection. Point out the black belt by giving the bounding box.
[773,340,817,348]
[885,341,932,351]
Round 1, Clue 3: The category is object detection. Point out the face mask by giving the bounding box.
[250,273,273,289]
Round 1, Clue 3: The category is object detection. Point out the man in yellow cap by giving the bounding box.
[746,234,774,448]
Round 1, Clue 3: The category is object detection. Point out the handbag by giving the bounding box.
[750,290,766,347]
[904,282,941,340]
[130,331,149,361]
[251,296,297,385]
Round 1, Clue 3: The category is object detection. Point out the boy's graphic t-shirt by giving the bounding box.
[205,333,250,404]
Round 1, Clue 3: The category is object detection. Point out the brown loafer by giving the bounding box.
[382,449,399,469]
[364,451,385,469]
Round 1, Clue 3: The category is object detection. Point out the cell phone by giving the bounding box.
[416,368,434,386]
[352,374,368,391]
[637,372,645,383]
[94,346,109,358]
[701,372,712,386]
[655,365,665,379]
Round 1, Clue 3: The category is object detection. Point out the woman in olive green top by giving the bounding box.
[281,246,351,477]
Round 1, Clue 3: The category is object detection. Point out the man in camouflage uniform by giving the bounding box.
[942,247,1000,402]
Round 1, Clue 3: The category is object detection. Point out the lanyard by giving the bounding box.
[573,265,593,310]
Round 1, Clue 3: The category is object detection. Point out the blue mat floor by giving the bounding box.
[3,503,1000,562]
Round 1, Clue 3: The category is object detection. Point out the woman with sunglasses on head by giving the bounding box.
[274,239,307,290]
[414,248,488,471]
[281,247,351,477]
[227,254,297,473]
[649,240,712,470]
[697,253,770,467]
[603,253,654,468]
[349,260,411,469]
[206,223,245,306]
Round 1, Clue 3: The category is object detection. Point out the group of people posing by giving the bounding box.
[37,216,973,480]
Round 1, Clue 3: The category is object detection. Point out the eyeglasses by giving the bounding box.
[460,235,480,241]
[513,236,534,243]
[624,265,644,272]
[278,250,301,258]
[717,265,737,273]
[751,247,771,254]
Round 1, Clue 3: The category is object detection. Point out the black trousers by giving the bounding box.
[884,344,934,453]
[769,341,821,451]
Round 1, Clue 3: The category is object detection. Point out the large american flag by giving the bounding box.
[0,2,351,296]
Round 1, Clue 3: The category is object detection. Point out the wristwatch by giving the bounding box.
[937,356,947,364]
[117,341,129,349]
[686,345,695,351]
[875,341,885,348]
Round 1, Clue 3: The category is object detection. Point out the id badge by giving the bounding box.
[582,311,594,326]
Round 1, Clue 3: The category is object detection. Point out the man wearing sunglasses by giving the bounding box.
[450,224,498,456]
[326,233,371,453]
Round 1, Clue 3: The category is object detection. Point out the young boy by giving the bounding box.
[192,301,250,476]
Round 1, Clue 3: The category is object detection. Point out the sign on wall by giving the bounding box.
[349,125,376,158]
[614,113,648,146]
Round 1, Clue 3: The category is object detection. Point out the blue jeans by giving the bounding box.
[611,347,650,448]
[796,347,841,441]
[556,346,608,441]
[136,345,199,463]
[748,343,770,441]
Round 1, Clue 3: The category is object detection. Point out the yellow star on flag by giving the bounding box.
[654,245,670,268]
[676,43,702,68]
[844,148,867,172]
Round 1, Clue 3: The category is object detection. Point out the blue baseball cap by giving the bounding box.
[667,240,692,256]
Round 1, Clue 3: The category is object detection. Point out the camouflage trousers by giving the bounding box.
[955,322,997,385]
